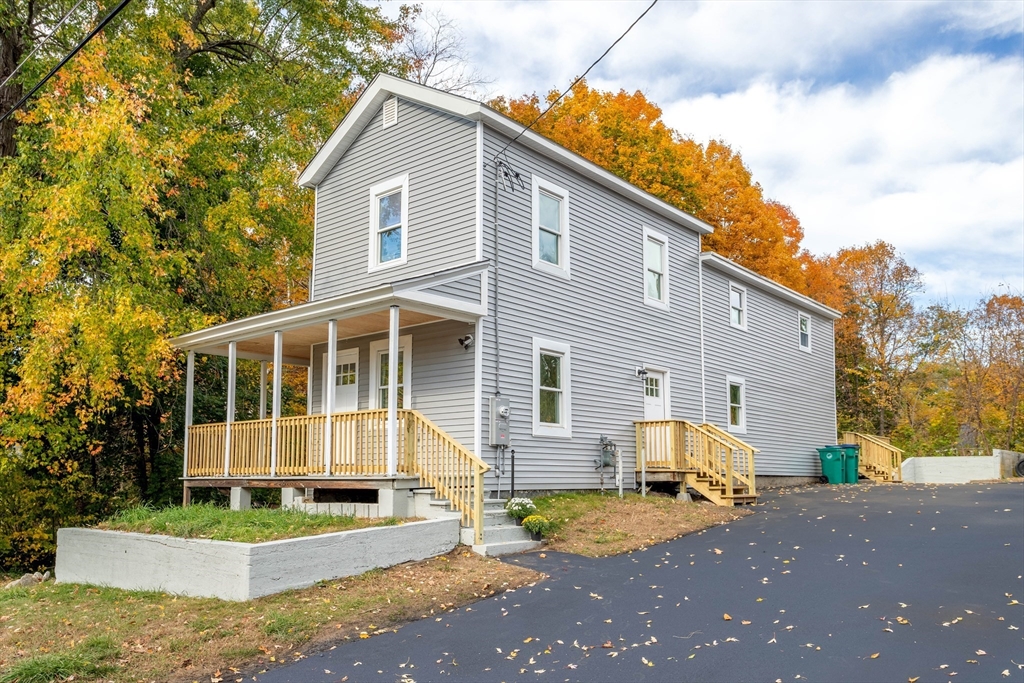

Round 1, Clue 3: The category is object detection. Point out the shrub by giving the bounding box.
[521,514,551,536]
[505,497,537,520]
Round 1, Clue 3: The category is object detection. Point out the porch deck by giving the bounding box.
[635,419,758,505]
[184,409,489,542]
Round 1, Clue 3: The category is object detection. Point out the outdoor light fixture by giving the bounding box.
[635,366,648,380]
[458,334,474,351]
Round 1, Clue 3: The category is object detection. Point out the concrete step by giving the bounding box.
[461,523,533,545]
[471,539,543,557]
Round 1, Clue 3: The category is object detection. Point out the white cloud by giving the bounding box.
[388,1,1024,301]
[662,54,1024,300]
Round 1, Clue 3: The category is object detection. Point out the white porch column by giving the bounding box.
[324,319,338,476]
[259,361,268,419]
[270,330,283,477]
[225,341,237,476]
[387,305,400,476]
[183,350,195,480]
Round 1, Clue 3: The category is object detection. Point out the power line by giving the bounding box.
[0,0,90,92]
[495,0,659,159]
[0,0,133,125]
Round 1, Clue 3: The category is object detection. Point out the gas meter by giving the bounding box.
[489,396,511,446]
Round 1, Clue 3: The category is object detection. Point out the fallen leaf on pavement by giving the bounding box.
[870,652,880,659]
[723,613,732,621]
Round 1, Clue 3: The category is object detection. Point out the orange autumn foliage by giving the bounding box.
[490,81,843,308]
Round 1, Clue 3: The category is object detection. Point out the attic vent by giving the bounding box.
[382,97,398,128]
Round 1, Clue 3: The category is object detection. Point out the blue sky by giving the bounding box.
[389,0,1024,305]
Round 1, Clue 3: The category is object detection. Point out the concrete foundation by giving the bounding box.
[901,454,1002,484]
[230,487,251,511]
[755,476,822,489]
[55,517,460,601]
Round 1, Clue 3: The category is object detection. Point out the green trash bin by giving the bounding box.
[840,444,861,483]
[816,446,845,484]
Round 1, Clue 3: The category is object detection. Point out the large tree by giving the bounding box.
[0,0,411,568]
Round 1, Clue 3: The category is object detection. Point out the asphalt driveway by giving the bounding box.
[256,483,1024,682]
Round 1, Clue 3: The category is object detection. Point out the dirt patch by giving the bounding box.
[533,492,754,557]
[0,549,541,683]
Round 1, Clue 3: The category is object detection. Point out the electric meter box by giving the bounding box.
[489,396,511,446]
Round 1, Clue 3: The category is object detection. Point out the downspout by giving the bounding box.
[697,236,707,424]
[492,158,502,395]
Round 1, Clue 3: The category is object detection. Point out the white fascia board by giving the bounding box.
[298,75,484,188]
[700,252,842,320]
[388,260,490,293]
[296,75,713,237]
[171,266,490,351]
[479,110,714,236]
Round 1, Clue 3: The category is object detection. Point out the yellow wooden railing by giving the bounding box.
[634,420,757,502]
[701,422,759,496]
[843,431,903,482]
[185,409,490,543]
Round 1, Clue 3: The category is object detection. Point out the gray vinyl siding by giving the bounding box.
[700,266,838,476]
[312,100,478,300]
[479,127,705,492]
[309,320,476,448]
[421,273,482,305]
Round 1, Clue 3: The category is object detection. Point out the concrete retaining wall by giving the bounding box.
[994,449,1024,478]
[901,454,1001,484]
[55,517,459,601]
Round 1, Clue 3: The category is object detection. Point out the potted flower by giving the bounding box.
[505,497,537,525]
[521,514,551,541]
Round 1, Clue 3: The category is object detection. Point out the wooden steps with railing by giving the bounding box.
[842,432,904,483]
[185,409,491,543]
[635,420,758,506]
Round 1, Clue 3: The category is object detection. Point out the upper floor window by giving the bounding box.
[727,375,746,434]
[729,282,747,330]
[643,226,670,310]
[533,337,572,438]
[532,176,570,278]
[799,312,811,352]
[368,174,409,272]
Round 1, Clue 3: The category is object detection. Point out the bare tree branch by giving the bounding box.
[402,7,490,96]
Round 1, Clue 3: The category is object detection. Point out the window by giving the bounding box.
[729,282,747,330]
[798,313,811,352]
[645,374,660,398]
[368,175,409,271]
[337,362,356,387]
[369,335,412,408]
[531,176,570,278]
[643,226,670,309]
[532,337,572,437]
[726,375,746,433]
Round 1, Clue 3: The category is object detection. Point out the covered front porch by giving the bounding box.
[172,262,491,543]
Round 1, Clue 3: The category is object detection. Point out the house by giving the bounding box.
[171,74,883,550]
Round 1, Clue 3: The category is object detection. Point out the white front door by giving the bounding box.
[643,369,666,420]
[322,348,359,414]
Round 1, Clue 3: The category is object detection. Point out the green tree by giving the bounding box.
[0,0,411,569]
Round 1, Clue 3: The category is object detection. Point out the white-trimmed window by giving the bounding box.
[798,312,811,352]
[726,375,746,434]
[369,335,412,408]
[729,282,747,330]
[368,174,409,272]
[643,227,670,309]
[532,337,572,438]
[531,176,570,278]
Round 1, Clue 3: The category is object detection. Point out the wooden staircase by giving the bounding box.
[842,432,903,483]
[635,420,758,506]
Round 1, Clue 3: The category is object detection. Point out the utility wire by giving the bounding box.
[0,0,133,125]
[495,0,658,158]
[0,0,89,92]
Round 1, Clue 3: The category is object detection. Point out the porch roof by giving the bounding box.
[170,261,488,365]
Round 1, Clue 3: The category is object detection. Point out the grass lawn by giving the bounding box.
[98,503,406,544]
[0,550,541,683]
[533,491,754,556]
